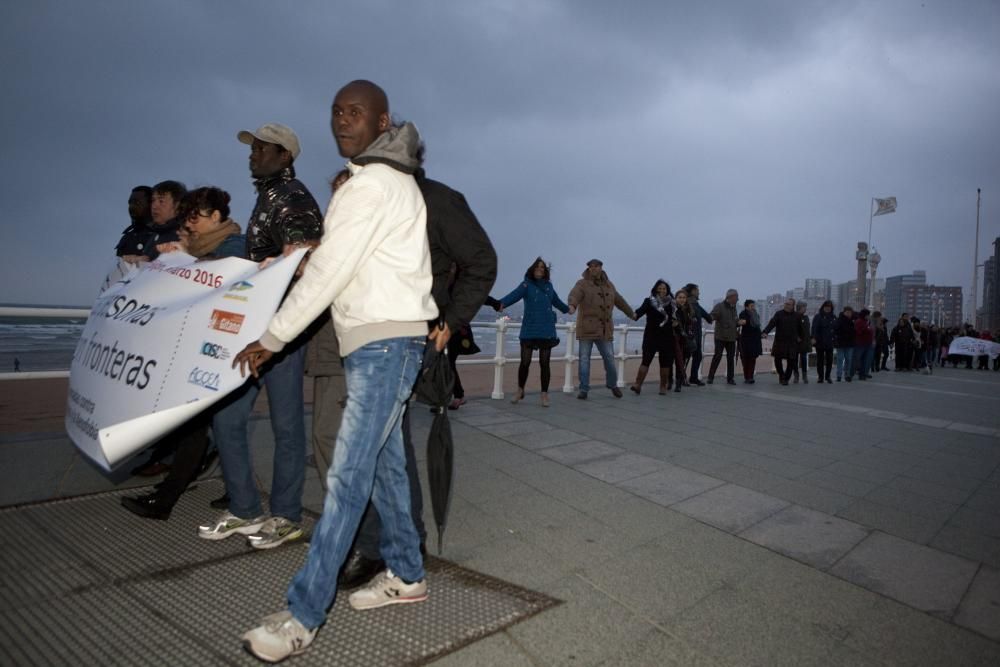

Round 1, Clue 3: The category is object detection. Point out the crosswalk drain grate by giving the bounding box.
[0,480,560,665]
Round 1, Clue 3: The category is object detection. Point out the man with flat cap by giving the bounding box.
[569,258,635,399]
[196,123,323,550]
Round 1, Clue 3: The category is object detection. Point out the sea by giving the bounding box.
[0,316,87,373]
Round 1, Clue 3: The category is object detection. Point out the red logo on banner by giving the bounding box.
[209,309,245,335]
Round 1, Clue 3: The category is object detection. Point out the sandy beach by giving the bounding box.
[0,360,652,435]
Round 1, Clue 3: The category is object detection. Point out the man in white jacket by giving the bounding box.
[236,80,439,662]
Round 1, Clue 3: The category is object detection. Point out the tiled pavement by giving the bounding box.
[2,366,999,665]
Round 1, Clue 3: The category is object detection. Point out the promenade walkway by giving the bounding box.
[1,366,999,665]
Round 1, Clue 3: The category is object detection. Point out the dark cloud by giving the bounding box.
[1,0,997,312]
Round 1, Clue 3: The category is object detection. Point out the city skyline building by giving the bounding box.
[884,271,927,324]
[804,278,832,301]
[898,284,963,326]
[980,237,1000,332]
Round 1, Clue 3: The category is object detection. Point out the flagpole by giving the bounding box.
[868,197,875,249]
[971,188,981,325]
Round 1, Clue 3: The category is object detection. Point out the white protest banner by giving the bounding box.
[947,336,1000,359]
[66,249,307,472]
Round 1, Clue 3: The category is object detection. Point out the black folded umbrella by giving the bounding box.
[413,346,455,554]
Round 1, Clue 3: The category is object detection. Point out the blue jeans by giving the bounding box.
[353,403,427,559]
[213,342,306,522]
[852,346,873,378]
[287,337,425,630]
[578,339,617,392]
[835,347,853,379]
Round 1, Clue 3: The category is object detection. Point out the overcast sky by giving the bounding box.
[1,0,998,310]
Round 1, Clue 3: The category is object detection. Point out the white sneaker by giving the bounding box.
[247,517,304,550]
[242,610,316,662]
[348,569,428,610]
[197,511,267,541]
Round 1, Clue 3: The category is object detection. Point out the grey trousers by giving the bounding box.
[311,374,347,483]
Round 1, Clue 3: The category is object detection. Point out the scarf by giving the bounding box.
[186,219,241,258]
[648,294,674,327]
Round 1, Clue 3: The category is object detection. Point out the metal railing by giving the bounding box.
[463,318,650,399]
[0,306,737,396]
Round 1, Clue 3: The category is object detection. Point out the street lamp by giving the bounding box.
[867,248,881,309]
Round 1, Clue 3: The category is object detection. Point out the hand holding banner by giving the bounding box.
[66,249,307,471]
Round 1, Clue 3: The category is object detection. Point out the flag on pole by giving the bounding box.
[873,197,897,216]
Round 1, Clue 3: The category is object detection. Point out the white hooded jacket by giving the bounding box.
[260,123,437,356]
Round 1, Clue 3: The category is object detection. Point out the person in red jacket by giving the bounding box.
[852,309,875,380]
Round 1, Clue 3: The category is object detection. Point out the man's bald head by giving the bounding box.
[331,80,392,159]
[339,80,388,114]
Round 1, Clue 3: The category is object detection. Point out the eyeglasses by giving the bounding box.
[185,210,213,221]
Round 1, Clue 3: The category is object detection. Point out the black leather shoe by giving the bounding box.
[121,493,174,521]
[210,493,230,509]
[690,379,705,386]
[726,379,736,385]
[338,550,386,590]
[611,387,623,398]
[706,377,714,384]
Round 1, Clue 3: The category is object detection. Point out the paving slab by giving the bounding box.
[798,468,881,497]
[535,440,624,466]
[573,452,667,484]
[664,586,871,667]
[671,484,789,533]
[949,506,1000,539]
[954,565,1000,641]
[829,532,979,615]
[616,463,725,507]
[965,487,1000,514]
[766,478,856,514]
[863,485,961,523]
[500,428,588,450]
[836,498,946,544]
[820,460,899,484]
[930,524,1000,568]
[739,504,870,569]
[477,419,555,438]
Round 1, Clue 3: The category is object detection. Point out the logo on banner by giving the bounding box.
[105,296,161,327]
[209,309,245,335]
[199,341,231,360]
[188,367,220,391]
[224,280,254,302]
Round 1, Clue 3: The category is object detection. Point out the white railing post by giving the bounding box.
[701,328,711,378]
[491,316,506,399]
[616,323,628,388]
[562,321,576,393]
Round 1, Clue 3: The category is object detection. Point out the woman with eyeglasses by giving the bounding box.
[120,186,245,521]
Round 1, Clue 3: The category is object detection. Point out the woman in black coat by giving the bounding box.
[738,299,762,383]
[810,300,836,383]
[631,279,677,395]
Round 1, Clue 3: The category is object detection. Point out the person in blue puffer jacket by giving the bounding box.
[496,257,570,407]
